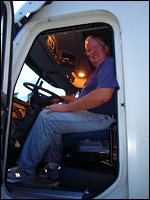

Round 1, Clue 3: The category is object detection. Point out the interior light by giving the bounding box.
[78,72,86,78]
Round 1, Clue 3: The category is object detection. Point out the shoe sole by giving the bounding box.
[38,173,59,180]
[7,178,21,183]
[36,176,60,186]
[7,177,36,184]
[51,180,60,187]
[7,177,60,188]
[39,174,49,178]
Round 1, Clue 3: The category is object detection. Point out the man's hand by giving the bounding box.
[50,95,76,104]
[50,98,63,104]
[60,95,76,103]
[43,104,68,114]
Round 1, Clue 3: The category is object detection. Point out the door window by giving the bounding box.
[14,63,66,102]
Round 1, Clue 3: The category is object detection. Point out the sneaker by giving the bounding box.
[7,166,36,184]
[39,165,60,181]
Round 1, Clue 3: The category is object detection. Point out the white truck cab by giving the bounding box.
[1,1,149,199]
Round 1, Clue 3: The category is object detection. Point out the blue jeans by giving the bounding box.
[18,110,115,173]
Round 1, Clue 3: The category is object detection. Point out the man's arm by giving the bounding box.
[44,88,115,113]
[66,88,115,111]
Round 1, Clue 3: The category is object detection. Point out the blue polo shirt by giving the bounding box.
[79,57,119,114]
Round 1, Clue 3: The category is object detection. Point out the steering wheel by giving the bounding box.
[23,82,63,106]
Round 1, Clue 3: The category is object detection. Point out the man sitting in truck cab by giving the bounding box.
[7,35,119,185]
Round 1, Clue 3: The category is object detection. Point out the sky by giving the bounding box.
[13,1,26,14]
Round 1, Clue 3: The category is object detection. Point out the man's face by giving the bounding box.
[85,38,108,68]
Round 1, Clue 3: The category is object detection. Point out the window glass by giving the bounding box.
[14,64,66,101]
[40,78,66,97]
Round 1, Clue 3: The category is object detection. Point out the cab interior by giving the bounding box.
[6,23,119,198]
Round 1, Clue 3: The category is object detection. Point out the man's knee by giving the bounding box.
[38,110,58,122]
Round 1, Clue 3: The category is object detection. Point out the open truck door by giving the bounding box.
[1,1,14,198]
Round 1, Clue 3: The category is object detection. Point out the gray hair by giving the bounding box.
[85,35,106,46]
